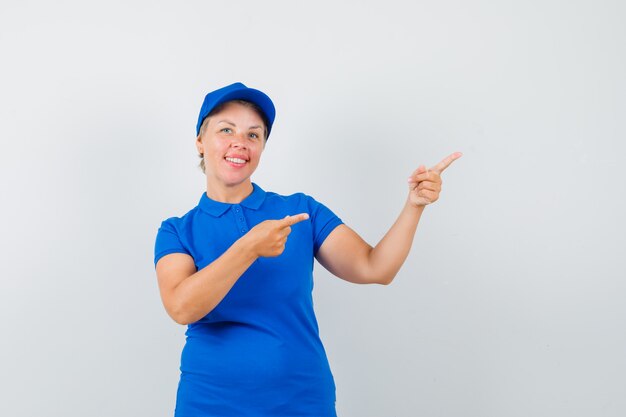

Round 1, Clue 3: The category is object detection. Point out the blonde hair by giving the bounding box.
[197,99,269,173]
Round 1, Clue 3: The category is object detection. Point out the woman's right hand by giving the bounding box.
[244,213,310,258]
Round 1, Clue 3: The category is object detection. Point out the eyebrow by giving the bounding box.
[217,120,263,130]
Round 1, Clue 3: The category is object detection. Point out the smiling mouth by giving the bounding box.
[225,157,247,164]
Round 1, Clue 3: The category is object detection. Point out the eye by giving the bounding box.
[220,127,232,134]
[249,132,259,139]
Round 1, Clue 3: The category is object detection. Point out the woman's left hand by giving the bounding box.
[407,152,463,207]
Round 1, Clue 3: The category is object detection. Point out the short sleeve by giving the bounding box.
[307,196,344,255]
[154,218,191,268]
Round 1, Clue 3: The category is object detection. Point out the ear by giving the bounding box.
[195,134,203,154]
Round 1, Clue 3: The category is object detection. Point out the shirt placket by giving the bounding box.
[232,204,249,235]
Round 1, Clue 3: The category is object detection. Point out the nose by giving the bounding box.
[230,132,248,149]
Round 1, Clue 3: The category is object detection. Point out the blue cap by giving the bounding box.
[196,82,276,139]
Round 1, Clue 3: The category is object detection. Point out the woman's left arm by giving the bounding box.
[315,152,462,285]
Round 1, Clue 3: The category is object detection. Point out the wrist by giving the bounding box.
[235,234,260,262]
[405,196,427,212]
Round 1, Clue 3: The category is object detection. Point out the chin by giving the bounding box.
[207,166,256,188]
[221,175,252,187]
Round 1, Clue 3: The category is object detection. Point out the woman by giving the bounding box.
[154,82,461,416]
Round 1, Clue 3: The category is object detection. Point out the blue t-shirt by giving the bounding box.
[154,183,343,416]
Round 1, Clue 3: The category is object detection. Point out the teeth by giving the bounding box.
[225,157,246,164]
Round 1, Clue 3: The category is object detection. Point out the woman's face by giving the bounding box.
[196,101,266,189]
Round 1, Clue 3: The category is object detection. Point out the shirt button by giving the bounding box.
[235,207,240,212]
[241,229,246,233]
[239,217,244,221]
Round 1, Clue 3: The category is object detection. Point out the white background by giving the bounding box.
[1,1,625,416]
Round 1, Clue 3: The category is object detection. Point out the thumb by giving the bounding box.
[408,164,427,185]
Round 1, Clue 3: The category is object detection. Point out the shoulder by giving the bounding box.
[158,205,201,234]
[262,189,324,211]
[264,189,311,202]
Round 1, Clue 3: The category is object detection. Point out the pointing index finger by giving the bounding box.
[431,152,463,174]
[280,213,310,227]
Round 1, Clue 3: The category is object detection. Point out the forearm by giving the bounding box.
[367,198,424,284]
[173,237,258,324]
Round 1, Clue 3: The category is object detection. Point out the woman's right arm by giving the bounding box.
[155,213,309,325]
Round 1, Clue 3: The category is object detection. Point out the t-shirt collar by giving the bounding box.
[198,182,267,217]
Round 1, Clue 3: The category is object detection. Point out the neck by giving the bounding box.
[205,178,254,203]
